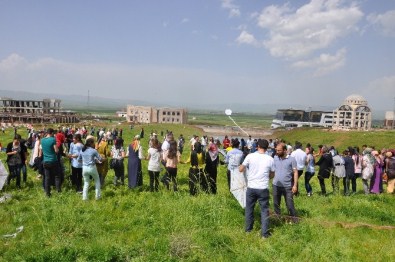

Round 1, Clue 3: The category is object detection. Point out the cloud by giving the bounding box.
[236,30,259,46]
[221,0,241,18]
[0,53,28,71]
[291,48,346,76]
[181,18,190,24]
[367,75,395,95]
[257,0,363,59]
[367,10,395,37]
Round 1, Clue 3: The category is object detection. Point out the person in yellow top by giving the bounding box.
[95,135,111,188]
[182,141,207,195]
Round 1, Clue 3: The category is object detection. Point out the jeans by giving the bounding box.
[272,185,297,220]
[304,172,314,194]
[148,170,160,192]
[245,188,270,238]
[82,165,101,200]
[43,162,61,197]
[7,164,21,188]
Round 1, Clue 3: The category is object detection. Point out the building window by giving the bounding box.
[172,112,175,116]
[163,111,166,115]
[177,112,180,116]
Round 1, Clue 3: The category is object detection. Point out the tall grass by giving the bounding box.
[1,124,395,261]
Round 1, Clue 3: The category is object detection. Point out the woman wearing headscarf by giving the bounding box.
[370,150,384,194]
[361,148,375,195]
[127,135,144,189]
[184,141,206,195]
[96,135,111,188]
[205,143,219,194]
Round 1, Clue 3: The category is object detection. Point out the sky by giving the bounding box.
[0,0,395,112]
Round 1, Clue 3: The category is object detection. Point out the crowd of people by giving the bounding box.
[2,125,395,238]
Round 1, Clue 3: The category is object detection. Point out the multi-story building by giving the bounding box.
[384,111,394,129]
[126,105,187,124]
[0,97,79,124]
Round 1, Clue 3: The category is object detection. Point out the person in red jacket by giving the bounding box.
[222,135,230,149]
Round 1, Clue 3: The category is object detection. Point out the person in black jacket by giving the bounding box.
[315,145,333,196]
[205,144,219,194]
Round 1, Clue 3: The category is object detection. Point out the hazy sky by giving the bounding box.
[0,0,394,111]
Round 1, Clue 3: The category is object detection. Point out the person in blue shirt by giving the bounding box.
[78,138,102,200]
[68,134,83,193]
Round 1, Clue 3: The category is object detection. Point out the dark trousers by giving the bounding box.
[164,167,178,191]
[21,164,27,183]
[245,188,270,238]
[7,164,21,188]
[226,169,231,190]
[44,162,61,197]
[71,166,83,191]
[352,173,360,193]
[148,170,160,192]
[189,167,204,195]
[318,175,327,195]
[304,172,314,194]
[207,171,217,194]
[272,185,297,219]
[113,164,125,185]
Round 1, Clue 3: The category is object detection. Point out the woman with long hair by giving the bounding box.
[127,135,144,189]
[184,141,206,195]
[350,147,362,194]
[315,145,333,196]
[96,135,111,188]
[147,138,161,192]
[162,140,180,191]
[78,138,102,200]
[68,133,83,192]
[304,146,315,196]
[111,137,125,186]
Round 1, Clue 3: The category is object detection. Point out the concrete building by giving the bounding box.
[332,94,372,130]
[0,97,79,124]
[126,105,187,124]
[384,111,395,129]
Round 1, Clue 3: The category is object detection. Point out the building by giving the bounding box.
[0,97,79,125]
[126,105,187,124]
[271,108,333,129]
[332,94,372,130]
[115,111,127,118]
[384,111,395,129]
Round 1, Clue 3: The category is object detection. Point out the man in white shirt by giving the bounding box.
[290,141,306,195]
[239,139,275,238]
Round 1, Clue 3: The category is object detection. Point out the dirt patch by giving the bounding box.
[196,125,274,138]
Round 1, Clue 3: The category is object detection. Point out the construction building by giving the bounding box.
[126,105,187,124]
[384,111,395,129]
[0,97,79,125]
[332,94,372,131]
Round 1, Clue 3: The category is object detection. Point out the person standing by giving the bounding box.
[68,134,83,193]
[315,146,333,196]
[147,138,161,192]
[304,147,315,196]
[343,149,355,196]
[162,140,181,192]
[385,151,395,193]
[6,138,23,188]
[177,134,185,155]
[14,134,28,184]
[184,141,205,195]
[239,139,274,238]
[225,139,244,190]
[272,143,299,223]
[127,135,144,189]
[111,138,125,186]
[351,147,362,194]
[361,148,375,195]
[204,143,219,194]
[290,141,306,196]
[40,128,61,197]
[332,151,346,195]
[96,135,111,188]
[78,138,102,200]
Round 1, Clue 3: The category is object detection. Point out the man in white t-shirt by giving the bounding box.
[239,139,275,238]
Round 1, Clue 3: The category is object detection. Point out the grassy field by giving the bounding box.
[1,122,395,261]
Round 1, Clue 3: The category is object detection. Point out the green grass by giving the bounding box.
[1,123,395,261]
[188,112,272,129]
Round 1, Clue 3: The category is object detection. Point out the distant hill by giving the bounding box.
[0,89,386,119]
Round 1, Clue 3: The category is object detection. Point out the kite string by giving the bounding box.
[228,116,249,136]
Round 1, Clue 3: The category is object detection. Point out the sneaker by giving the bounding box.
[307,192,312,197]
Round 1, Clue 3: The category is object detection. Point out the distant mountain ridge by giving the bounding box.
[0,89,386,119]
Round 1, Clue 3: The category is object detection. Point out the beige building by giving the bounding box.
[126,105,187,124]
[384,111,395,129]
[332,94,372,130]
